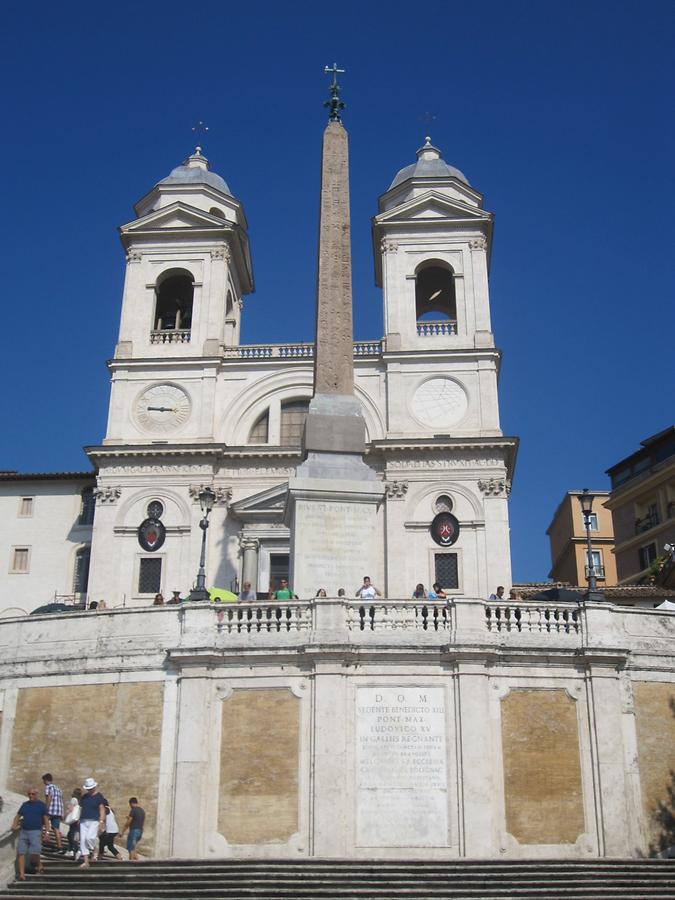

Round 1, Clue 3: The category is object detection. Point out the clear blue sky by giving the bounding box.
[2,1,674,582]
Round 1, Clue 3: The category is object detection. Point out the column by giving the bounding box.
[240,537,260,591]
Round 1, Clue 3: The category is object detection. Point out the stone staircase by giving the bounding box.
[1,854,675,900]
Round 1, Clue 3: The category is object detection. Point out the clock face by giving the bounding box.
[412,377,468,428]
[134,384,191,433]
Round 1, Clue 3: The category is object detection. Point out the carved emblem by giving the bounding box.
[211,245,231,261]
[188,484,232,506]
[478,478,510,497]
[125,250,142,263]
[469,237,487,250]
[385,480,409,499]
[93,486,122,505]
[380,239,399,254]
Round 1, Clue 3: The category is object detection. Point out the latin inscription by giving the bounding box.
[356,687,448,847]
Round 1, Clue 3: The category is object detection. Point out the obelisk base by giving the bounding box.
[285,475,385,600]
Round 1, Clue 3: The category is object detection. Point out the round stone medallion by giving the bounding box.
[411,378,468,428]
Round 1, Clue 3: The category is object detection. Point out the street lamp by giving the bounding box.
[189,487,217,601]
[579,489,603,602]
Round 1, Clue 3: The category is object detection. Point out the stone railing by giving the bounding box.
[346,600,450,632]
[223,340,383,360]
[485,601,581,635]
[214,601,312,633]
[417,320,457,337]
[150,329,191,344]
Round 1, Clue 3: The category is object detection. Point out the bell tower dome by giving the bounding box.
[372,138,494,352]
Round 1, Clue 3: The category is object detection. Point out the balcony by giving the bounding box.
[150,329,191,345]
[416,320,457,337]
[635,512,660,535]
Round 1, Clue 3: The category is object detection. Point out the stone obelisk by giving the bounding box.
[285,66,384,599]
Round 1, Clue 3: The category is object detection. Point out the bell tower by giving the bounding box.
[104,147,254,445]
[372,137,494,353]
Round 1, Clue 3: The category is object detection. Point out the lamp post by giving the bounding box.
[579,489,603,602]
[189,487,216,601]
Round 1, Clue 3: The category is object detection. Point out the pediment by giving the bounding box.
[230,482,288,521]
[376,191,492,225]
[121,202,230,235]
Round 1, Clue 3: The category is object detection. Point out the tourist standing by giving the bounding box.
[41,773,64,852]
[355,576,381,599]
[238,581,257,602]
[11,788,48,881]
[273,579,297,600]
[78,778,106,868]
[119,797,145,861]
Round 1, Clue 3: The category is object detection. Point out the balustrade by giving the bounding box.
[416,320,457,337]
[150,329,191,344]
[215,601,312,633]
[485,602,580,635]
[346,600,450,632]
[223,340,382,360]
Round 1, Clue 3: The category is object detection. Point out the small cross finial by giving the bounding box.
[192,120,209,153]
[324,63,346,122]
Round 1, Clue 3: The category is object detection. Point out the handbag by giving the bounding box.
[64,803,80,825]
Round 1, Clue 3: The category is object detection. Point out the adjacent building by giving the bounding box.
[546,490,617,587]
[605,427,675,584]
[0,472,95,616]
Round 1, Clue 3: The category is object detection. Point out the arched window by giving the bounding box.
[73,546,91,596]
[79,487,95,525]
[280,400,309,446]
[154,271,194,332]
[248,410,269,444]
[415,262,456,326]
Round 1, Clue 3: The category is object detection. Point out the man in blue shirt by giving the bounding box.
[11,788,49,881]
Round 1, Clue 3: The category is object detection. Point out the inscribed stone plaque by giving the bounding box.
[292,497,378,598]
[633,681,675,853]
[501,689,584,844]
[219,688,300,844]
[8,683,163,847]
[356,686,448,847]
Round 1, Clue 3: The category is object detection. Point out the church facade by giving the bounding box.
[80,136,516,608]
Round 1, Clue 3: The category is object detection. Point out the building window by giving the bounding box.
[138,557,162,594]
[73,546,91,595]
[434,494,453,514]
[248,409,269,444]
[638,543,657,572]
[10,547,30,574]
[154,271,194,332]
[582,512,598,531]
[18,497,34,517]
[585,550,605,579]
[280,400,309,446]
[434,553,459,589]
[79,487,95,525]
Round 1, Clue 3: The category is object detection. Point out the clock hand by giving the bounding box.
[147,406,175,412]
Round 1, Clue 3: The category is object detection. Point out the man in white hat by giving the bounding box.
[78,778,107,868]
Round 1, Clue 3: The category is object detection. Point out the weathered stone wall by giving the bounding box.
[633,681,675,852]
[218,688,300,845]
[501,689,585,844]
[8,682,163,848]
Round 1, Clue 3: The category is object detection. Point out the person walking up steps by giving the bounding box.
[41,773,64,852]
[11,788,48,881]
[78,778,106,868]
[119,796,145,861]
